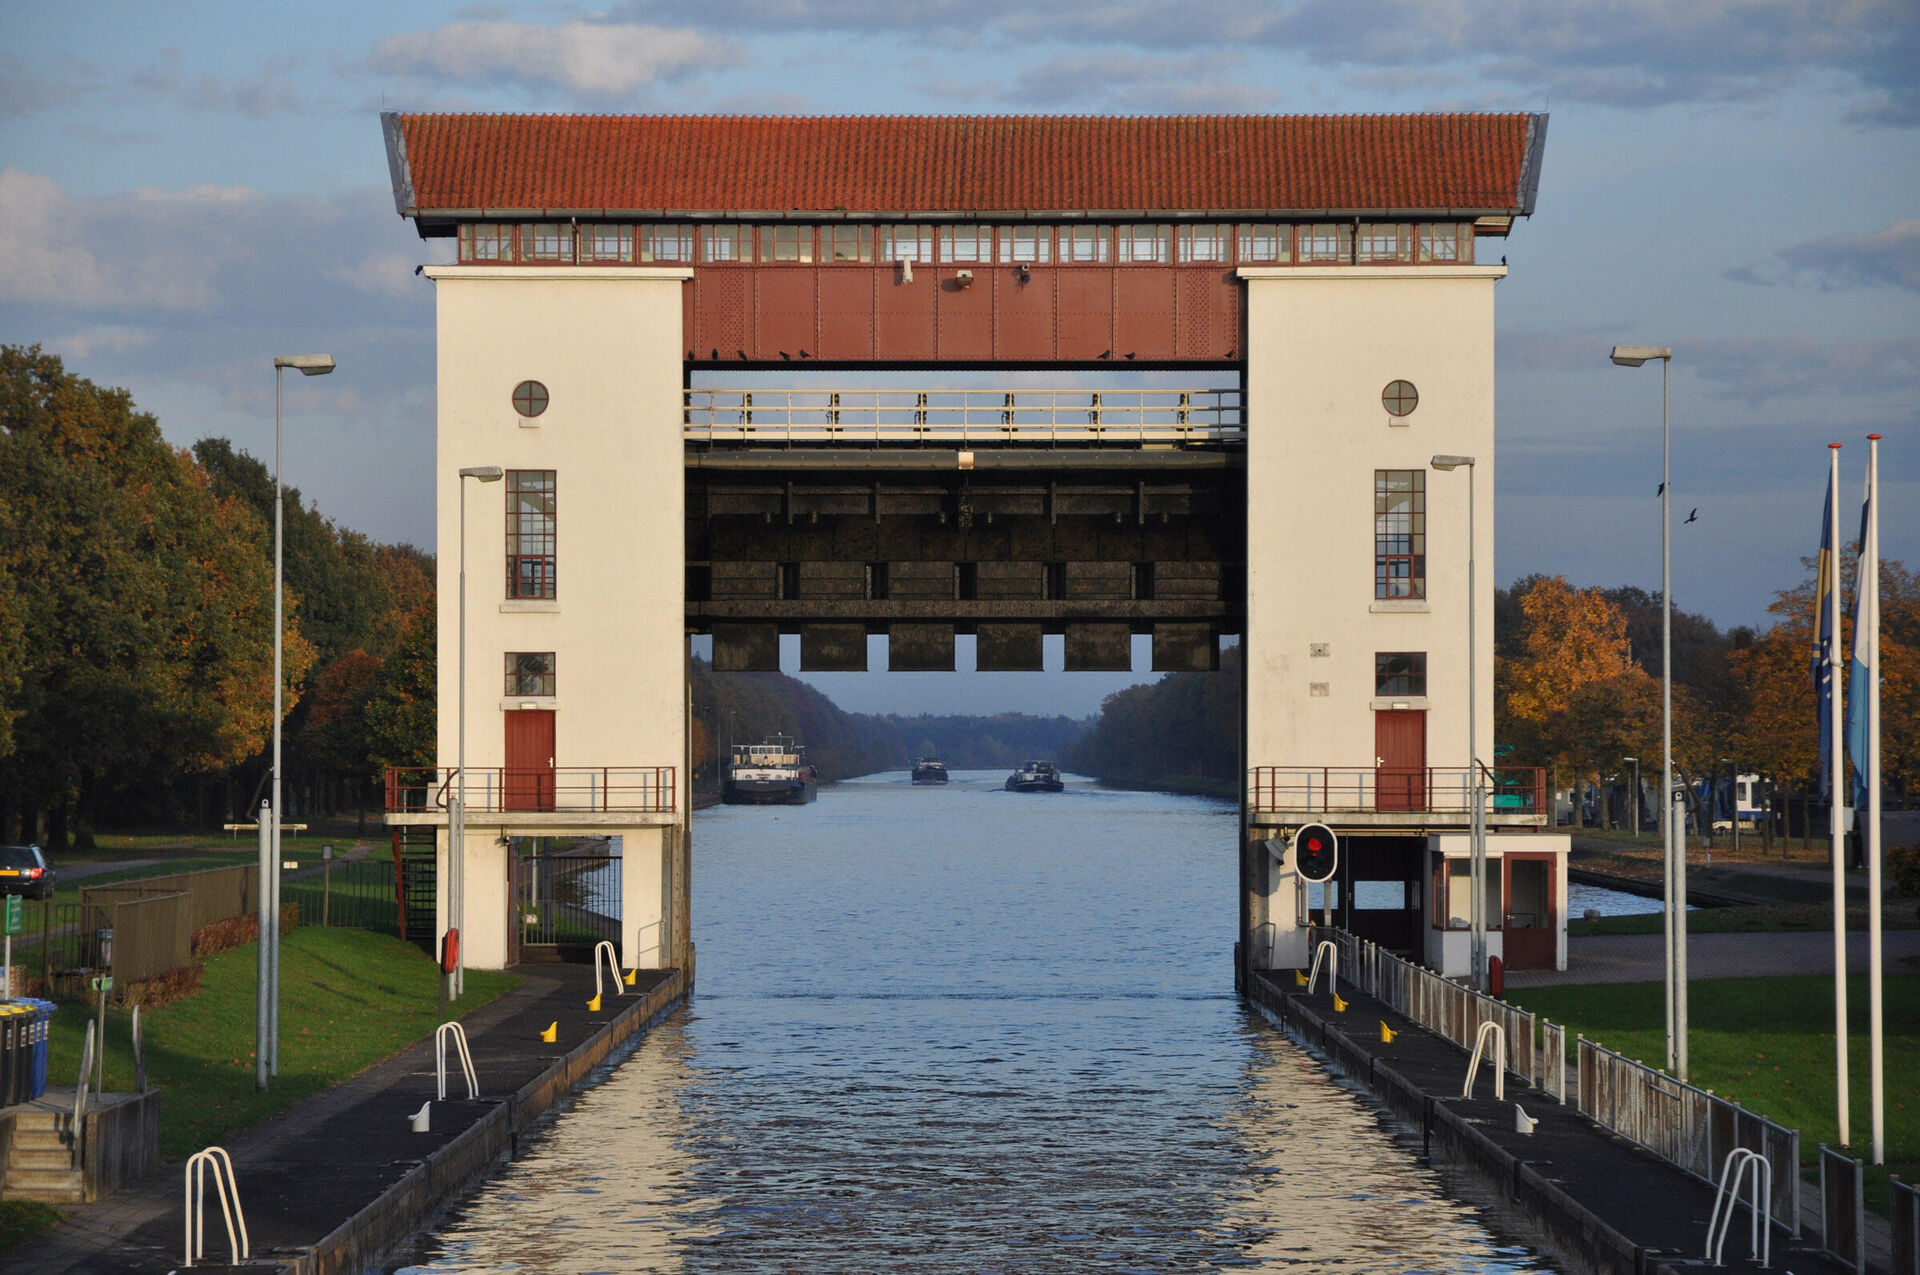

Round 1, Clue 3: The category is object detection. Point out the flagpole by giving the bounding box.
[1826,442,1849,1147]
[1865,433,1883,1165]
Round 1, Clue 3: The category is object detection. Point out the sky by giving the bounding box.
[2,1,1916,717]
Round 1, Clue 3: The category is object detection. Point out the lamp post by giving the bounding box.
[1430,454,1485,991]
[1623,757,1639,839]
[452,466,505,1000]
[264,354,333,1088]
[1609,344,1686,1080]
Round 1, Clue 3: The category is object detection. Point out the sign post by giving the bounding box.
[3,895,22,1000]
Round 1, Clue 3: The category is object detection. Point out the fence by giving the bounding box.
[1893,1175,1918,1275]
[385,766,676,815]
[281,859,401,936]
[1820,1144,1864,1272]
[1315,926,1535,1079]
[1579,1036,1800,1234]
[80,863,258,932]
[87,892,192,985]
[1249,766,1546,816]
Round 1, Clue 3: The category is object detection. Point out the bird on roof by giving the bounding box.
[780,350,792,361]
[737,349,748,360]
[1123,352,1136,361]
[1097,349,1112,360]
[1656,482,1664,497]
[711,348,719,360]
[799,349,811,359]
[1685,508,1699,524]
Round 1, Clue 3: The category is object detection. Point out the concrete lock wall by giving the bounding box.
[425,266,692,972]
[1240,266,1504,973]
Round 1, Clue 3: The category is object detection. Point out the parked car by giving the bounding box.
[0,844,55,899]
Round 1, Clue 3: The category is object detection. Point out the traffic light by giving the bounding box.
[1293,823,1338,882]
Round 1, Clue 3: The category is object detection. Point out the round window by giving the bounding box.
[1382,380,1418,417]
[512,380,549,418]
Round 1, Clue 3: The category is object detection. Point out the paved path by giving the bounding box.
[1508,928,1920,987]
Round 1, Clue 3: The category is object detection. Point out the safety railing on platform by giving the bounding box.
[1892,1174,1918,1275]
[1248,766,1546,816]
[1579,1036,1800,1235]
[1821,1144,1864,1272]
[685,387,1244,448]
[384,766,676,815]
[1539,1020,1566,1104]
[1310,927,1535,1079]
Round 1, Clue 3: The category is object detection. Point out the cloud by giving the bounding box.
[368,20,738,97]
[1686,335,1920,404]
[1772,221,1920,293]
[44,325,154,359]
[626,0,1919,120]
[126,49,309,119]
[1001,51,1278,112]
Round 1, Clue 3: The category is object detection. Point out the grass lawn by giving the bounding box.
[1570,901,1920,937]
[43,927,517,1161]
[1511,973,1920,1216]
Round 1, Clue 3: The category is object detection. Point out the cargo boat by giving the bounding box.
[723,735,819,805]
[1004,760,1065,793]
[911,757,950,784]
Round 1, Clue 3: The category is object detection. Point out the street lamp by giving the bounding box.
[1431,454,1486,991]
[1623,757,1640,839]
[1609,343,1687,1080]
[262,353,333,1090]
[453,465,504,1000]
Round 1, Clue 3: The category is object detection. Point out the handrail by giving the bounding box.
[385,765,678,815]
[434,1021,479,1101]
[1706,1147,1772,1267]
[1247,765,1547,816]
[183,1146,249,1266]
[1306,940,1338,995]
[71,1021,93,1171]
[1462,1019,1508,1100]
[592,940,626,1002]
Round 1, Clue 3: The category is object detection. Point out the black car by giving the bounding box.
[0,844,55,899]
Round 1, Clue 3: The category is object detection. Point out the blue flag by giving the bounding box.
[1844,479,1873,808]
[1812,481,1836,799]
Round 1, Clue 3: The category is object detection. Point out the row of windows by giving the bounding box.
[457,221,1475,267]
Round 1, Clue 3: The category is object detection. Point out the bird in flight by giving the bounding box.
[1656,482,1665,497]
[1684,508,1699,524]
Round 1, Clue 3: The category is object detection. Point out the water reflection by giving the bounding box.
[398,772,1553,1272]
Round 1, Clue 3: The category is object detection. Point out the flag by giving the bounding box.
[1845,468,1875,808]
[1813,477,1837,798]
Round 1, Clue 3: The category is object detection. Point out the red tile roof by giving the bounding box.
[384,113,1546,222]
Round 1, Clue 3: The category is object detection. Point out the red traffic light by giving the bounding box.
[1294,824,1338,882]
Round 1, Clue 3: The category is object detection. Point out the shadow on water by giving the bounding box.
[394,772,1558,1273]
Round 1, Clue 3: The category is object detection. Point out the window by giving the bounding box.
[880,226,932,262]
[1299,223,1352,263]
[1357,223,1410,262]
[519,223,568,262]
[760,226,813,263]
[701,225,753,262]
[1419,224,1471,264]
[1374,470,1425,599]
[1437,857,1500,931]
[997,226,1052,263]
[1061,226,1110,263]
[939,225,991,263]
[580,225,633,263]
[1382,379,1419,417]
[507,471,556,600]
[1375,652,1427,696]
[511,380,549,418]
[1178,225,1229,263]
[505,652,555,696]
[640,224,695,263]
[1236,224,1290,263]
[826,225,874,263]
[1118,224,1171,263]
[461,224,515,262]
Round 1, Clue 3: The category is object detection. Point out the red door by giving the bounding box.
[504,711,556,812]
[1374,710,1427,811]
[1504,854,1556,970]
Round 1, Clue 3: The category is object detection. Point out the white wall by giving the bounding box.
[425,266,692,970]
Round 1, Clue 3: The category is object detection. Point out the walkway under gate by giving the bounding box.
[512,842,622,963]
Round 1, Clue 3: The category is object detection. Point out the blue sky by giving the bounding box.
[2,1,1915,715]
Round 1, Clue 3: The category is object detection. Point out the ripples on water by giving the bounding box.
[397,772,1554,1273]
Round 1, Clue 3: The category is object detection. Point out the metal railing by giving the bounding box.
[1892,1174,1917,1275]
[1821,1144,1864,1272]
[1539,1020,1567,1103]
[1312,927,1535,1079]
[183,1146,249,1267]
[385,766,677,815]
[1248,766,1546,815]
[685,387,1244,448]
[1579,1036,1800,1234]
[82,863,258,932]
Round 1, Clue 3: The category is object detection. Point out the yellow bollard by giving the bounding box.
[1294,970,1308,987]
[1379,1021,1397,1044]
[539,1021,557,1043]
[624,969,637,986]
[1332,994,1348,1013]
[587,993,602,1013]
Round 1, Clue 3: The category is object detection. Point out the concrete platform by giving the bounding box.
[7,963,686,1274]
[1248,971,1863,1275]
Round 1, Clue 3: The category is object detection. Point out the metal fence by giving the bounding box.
[1539,1020,1567,1103]
[86,892,192,985]
[684,386,1245,449]
[385,766,676,815]
[282,859,401,936]
[1892,1174,1918,1275]
[1579,1036,1800,1234]
[80,863,258,931]
[1249,766,1547,816]
[1820,1144,1864,1272]
[515,851,620,950]
[1313,927,1535,1079]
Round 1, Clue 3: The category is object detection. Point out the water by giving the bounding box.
[397,771,1554,1273]
[1568,881,1700,917]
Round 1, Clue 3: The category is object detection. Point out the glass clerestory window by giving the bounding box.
[507,470,557,600]
[760,226,813,263]
[519,223,568,262]
[1060,226,1111,262]
[826,225,874,262]
[1178,225,1229,263]
[880,226,932,262]
[580,225,633,263]
[1374,470,1425,599]
[997,226,1052,263]
[505,652,556,696]
[939,225,991,263]
[1237,224,1290,263]
[640,225,695,263]
[700,225,753,262]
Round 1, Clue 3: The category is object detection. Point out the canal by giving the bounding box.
[396,772,1555,1272]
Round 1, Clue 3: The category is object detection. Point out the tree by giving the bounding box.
[365,605,436,775]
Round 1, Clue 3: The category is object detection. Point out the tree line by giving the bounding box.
[0,348,432,845]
